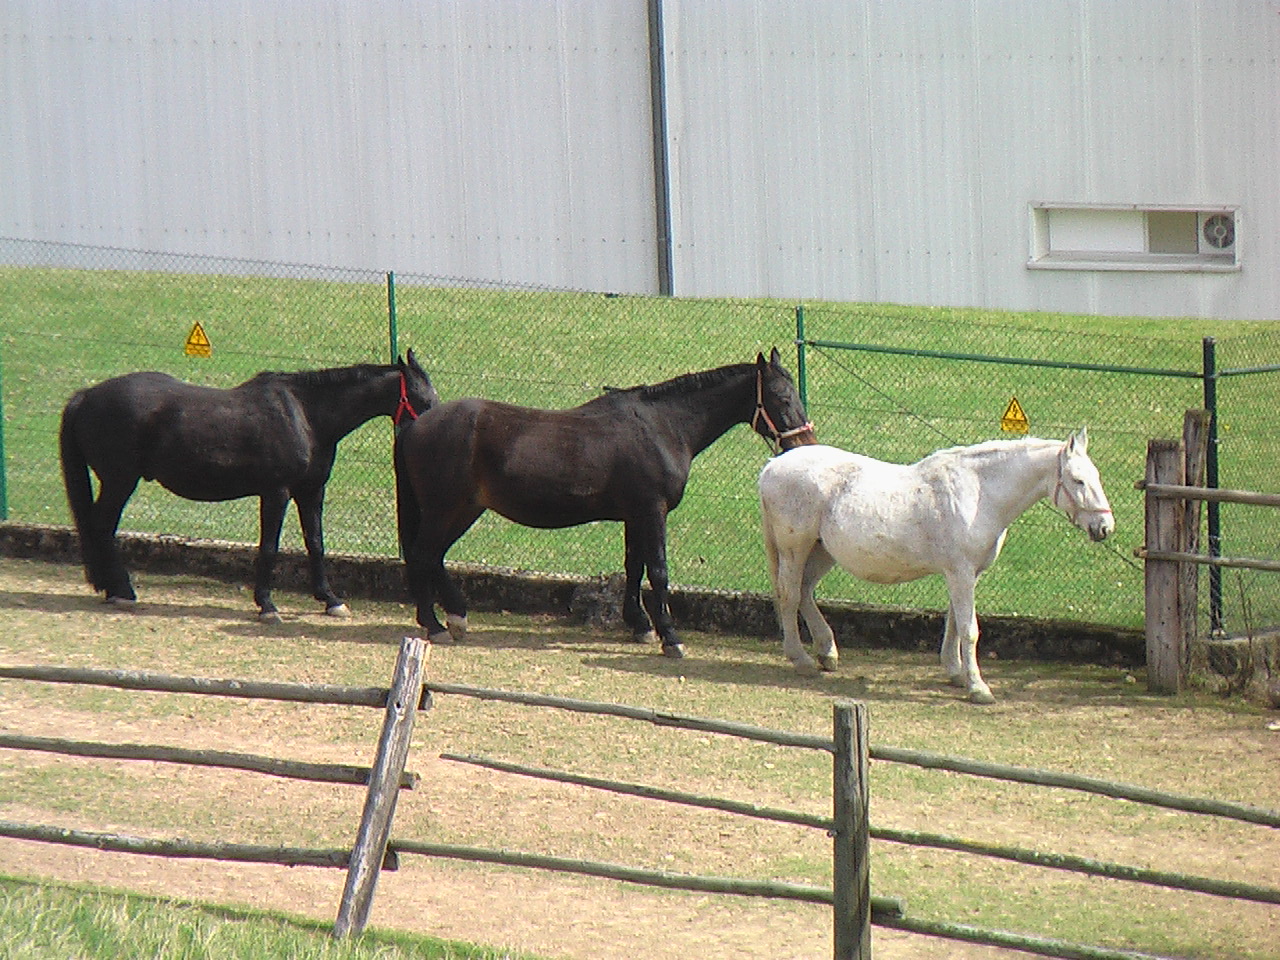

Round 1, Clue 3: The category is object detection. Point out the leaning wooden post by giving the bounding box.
[335,637,428,938]
[1145,440,1185,694]
[832,700,871,960]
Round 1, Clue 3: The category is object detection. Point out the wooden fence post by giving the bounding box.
[1145,440,1185,693]
[832,700,870,960]
[335,636,428,938]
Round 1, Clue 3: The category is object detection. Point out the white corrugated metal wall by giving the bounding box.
[3,1,1277,318]
[0,0,659,292]
[662,0,1279,318]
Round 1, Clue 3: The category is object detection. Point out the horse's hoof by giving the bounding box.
[105,596,136,611]
[969,689,997,705]
[948,673,968,689]
[427,629,453,645]
[630,630,658,644]
[662,643,686,659]
[818,655,839,672]
[259,610,284,625]
[445,613,468,643]
[325,603,352,619]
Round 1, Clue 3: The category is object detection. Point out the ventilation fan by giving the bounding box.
[1200,213,1235,251]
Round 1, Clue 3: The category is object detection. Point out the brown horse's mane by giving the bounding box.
[633,363,749,402]
[248,364,388,390]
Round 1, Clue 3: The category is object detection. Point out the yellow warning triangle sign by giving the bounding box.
[185,321,212,358]
[1000,396,1029,434]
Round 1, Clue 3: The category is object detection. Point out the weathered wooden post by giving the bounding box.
[832,700,871,959]
[1145,441,1185,693]
[335,636,428,938]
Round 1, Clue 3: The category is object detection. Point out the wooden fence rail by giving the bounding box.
[0,638,428,938]
[440,752,1280,907]
[1137,414,1280,692]
[6,662,1277,957]
[406,684,1273,960]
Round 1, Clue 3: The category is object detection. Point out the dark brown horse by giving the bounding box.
[60,351,438,621]
[394,349,815,657]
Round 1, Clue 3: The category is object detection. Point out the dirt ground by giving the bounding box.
[2,556,1277,959]
[2,746,1010,960]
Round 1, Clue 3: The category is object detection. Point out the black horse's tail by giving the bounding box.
[393,428,420,562]
[59,391,103,588]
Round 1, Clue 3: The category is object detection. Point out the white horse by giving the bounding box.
[757,429,1114,703]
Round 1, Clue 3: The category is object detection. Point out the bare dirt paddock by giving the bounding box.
[1,554,1277,959]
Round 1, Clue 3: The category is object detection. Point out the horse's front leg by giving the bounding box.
[942,571,994,704]
[294,484,349,617]
[254,490,290,623]
[622,522,656,644]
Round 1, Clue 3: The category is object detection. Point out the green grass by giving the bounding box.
[0,875,538,959]
[3,264,1279,633]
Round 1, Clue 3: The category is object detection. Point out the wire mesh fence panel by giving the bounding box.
[1,239,393,553]
[3,238,1277,636]
[1208,329,1280,638]
[390,277,797,592]
[798,304,1215,630]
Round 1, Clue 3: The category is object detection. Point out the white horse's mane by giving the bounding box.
[925,436,1063,462]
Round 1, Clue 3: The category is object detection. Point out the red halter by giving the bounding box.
[393,373,420,426]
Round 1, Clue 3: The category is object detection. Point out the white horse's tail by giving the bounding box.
[759,501,781,593]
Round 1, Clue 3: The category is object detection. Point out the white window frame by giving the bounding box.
[1027,203,1240,273]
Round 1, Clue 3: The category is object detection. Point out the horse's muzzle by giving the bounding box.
[1087,514,1115,542]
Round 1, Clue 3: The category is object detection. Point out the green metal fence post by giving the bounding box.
[1202,337,1223,635]
[386,271,399,362]
[795,304,808,410]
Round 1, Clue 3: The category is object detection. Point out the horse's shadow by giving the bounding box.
[445,622,952,703]
[220,616,410,646]
[0,587,413,645]
[0,588,244,624]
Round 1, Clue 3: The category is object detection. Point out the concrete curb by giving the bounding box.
[0,521,1144,667]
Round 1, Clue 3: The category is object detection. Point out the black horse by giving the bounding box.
[60,351,438,621]
[394,348,815,657]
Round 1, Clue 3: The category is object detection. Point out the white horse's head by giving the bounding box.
[1053,427,1114,542]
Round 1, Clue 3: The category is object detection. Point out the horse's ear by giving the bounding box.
[1068,426,1088,453]
[756,351,767,368]
[770,346,781,366]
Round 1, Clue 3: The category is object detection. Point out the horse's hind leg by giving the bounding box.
[799,544,838,671]
[770,541,822,676]
[627,513,683,658]
[407,508,482,644]
[253,491,290,623]
[89,474,140,607]
[294,485,349,618]
[622,522,657,645]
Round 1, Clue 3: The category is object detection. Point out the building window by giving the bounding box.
[1028,204,1239,272]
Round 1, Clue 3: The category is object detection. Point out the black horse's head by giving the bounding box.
[751,347,816,452]
[394,349,440,424]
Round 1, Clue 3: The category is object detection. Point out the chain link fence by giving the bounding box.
[2,237,1276,636]
[796,303,1280,637]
